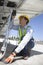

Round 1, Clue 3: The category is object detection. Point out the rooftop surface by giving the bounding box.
[0,42,43,65]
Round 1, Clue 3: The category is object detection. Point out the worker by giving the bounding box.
[4,15,34,63]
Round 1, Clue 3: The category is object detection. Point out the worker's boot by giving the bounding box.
[23,49,31,60]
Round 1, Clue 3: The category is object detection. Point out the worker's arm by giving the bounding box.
[14,29,33,54]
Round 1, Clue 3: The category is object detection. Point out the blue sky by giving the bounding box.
[9,13,43,41]
[29,13,43,41]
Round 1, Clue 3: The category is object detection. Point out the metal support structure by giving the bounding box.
[0,10,13,60]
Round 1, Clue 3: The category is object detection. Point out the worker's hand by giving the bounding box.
[4,53,16,63]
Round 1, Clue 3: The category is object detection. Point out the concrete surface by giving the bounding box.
[0,42,43,65]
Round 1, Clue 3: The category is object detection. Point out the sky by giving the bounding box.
[29,13,43,41]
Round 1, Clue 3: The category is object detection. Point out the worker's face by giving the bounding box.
[20,18,27,27]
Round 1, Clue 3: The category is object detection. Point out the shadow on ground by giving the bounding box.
[0,42,43,62]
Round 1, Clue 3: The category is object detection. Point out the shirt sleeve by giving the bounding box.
[15,28,33,53]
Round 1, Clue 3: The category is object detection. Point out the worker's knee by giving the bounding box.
[25,37,35,50]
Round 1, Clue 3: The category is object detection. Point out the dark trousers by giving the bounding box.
[13,37,35,56]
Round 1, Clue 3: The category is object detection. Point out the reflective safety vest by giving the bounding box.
[18,26,30,44]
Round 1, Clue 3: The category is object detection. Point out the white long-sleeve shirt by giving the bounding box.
[15,28,33,53]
